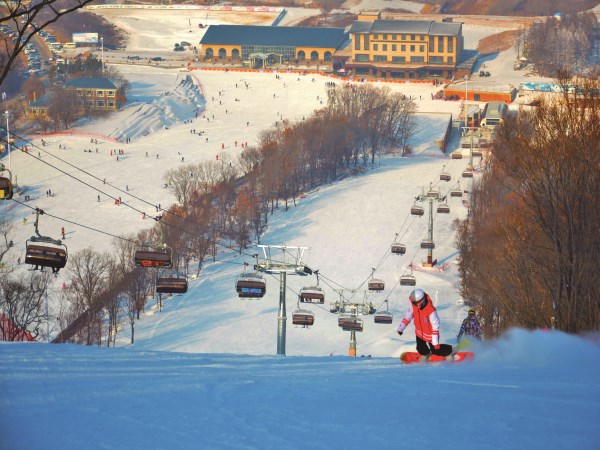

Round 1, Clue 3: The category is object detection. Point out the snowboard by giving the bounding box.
[400,351,474,364]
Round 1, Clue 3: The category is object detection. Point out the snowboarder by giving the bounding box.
[397,288,453,358]
[457,309,483,343]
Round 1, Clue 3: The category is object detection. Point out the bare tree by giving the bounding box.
[47,85,81,130]
[0,0,97,88]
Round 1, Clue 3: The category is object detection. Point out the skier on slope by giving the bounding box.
[457,309,483,345]
[397,288,453,358]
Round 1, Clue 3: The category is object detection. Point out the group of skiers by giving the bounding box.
[396,288,483,358]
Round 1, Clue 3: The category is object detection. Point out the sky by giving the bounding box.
[1,4,599,449]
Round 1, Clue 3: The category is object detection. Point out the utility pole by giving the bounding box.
[255,245,311,356]
[330,291,374,357]
[3,110,10,172]
[100,36,105,73]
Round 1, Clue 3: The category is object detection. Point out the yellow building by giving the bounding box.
[347,11,463,80]
[65,77,120,111]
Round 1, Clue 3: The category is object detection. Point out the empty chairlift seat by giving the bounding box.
[420,239,435,249]
[437,204,450,214]
[450,188,463,197]
[236,273,266,298]
[440,173,451,182]
[391,243,406,255]
[374,310,393,324]
[451,152,463,159]
[411,205,424,216]
[135,245,173,268]
[299,286,325,304]
[338,314,364,332]
[462,169,474,178]
[156,271,188,294]
[368,278,385,292]
[400,274,416,286]
[292,309,315,326]
[0,176,13,200]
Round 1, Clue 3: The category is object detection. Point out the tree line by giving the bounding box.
[1,83,417,345]
[523,12,598,77]
[454,73,600,336]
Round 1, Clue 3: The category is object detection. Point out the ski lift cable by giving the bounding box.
[7,140,266,262]
[3,134,267,255]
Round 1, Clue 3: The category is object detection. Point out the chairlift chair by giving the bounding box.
[472,149,483,157]
[299,286,325,304]
[236,272,266,298]
[440,173,451,182]
[450,188,463,197]
[437,204,450,214]
[411,204,424,216]
[420,239,435,249]
[391,243,406,255]
[374,299,393,324]
[374,310,393,324]
[292,309,315,327]
[400,274,416,286]
[135,244,173,268]
[426,189,439,199]
[451,151,463,159]
[338,313,363,332]
[25,238,67,273]
[462,169,474,178]
[0,164,13,200]
[156,270,188,294]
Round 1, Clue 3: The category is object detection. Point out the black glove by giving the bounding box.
[397,331,403,336]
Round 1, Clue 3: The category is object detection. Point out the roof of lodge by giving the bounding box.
[349,20,462,36]
[64,77,117,90]
[200,25,347,49]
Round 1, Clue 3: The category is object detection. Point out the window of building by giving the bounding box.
[355,35,360,50]
[409,72,414,78]
[86,90,93,96]
[401,34,406,40]
[96,100,105,107]
[107,91,115,97]
[429,39,434,52]
[373,44,378,51]
[355,54,369,62]
[410,56,424,63]
[411,35,415,41]
[420,45,424,52]
[108,100,115,107]
[401,45,406,51]
[310,51,318,61]
[447,56,453,64]
[383,44,387,51]
[392,44,396,51]
[205,48,214,59]
[438,36,444,53]
[392,56,406,63]
[373,55,387,62]
[383,34,388,40]
[420,35,424,40]
[364,34,369,50]
[410,45,415,52]
[76,89,83,96]
[324,51,332,62]
[373,34,378,39]
[232,49,240,59]
[430,56,443,64]
[448,38,453,52]
[87,100,94,106]
[392,34,397,40]
[298,50,305,61]
[96,90,104,97]
[218,48,226,59]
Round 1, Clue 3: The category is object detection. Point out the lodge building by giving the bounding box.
[198,11,467,80]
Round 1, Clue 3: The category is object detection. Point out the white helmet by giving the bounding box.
[409,288,425,304]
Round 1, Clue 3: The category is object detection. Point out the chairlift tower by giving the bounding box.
[254,245,311,356]
[461,127,482,176]
[329,290,374,357]
[414,183,447,267]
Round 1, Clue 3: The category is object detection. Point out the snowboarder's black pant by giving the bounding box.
[416,336,453,357]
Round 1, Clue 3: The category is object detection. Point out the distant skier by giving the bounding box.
[397,288,453,358]
[457,309,483,344]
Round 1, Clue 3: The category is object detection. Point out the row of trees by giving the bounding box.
[1,83,417,344]
[525,13,598,77]
[455,73,600,336]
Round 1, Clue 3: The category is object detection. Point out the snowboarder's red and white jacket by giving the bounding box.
[396,294,440,345]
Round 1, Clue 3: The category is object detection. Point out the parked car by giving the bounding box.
[127,55,142,60]
[180,41,191,47]
[150,56,163,62]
